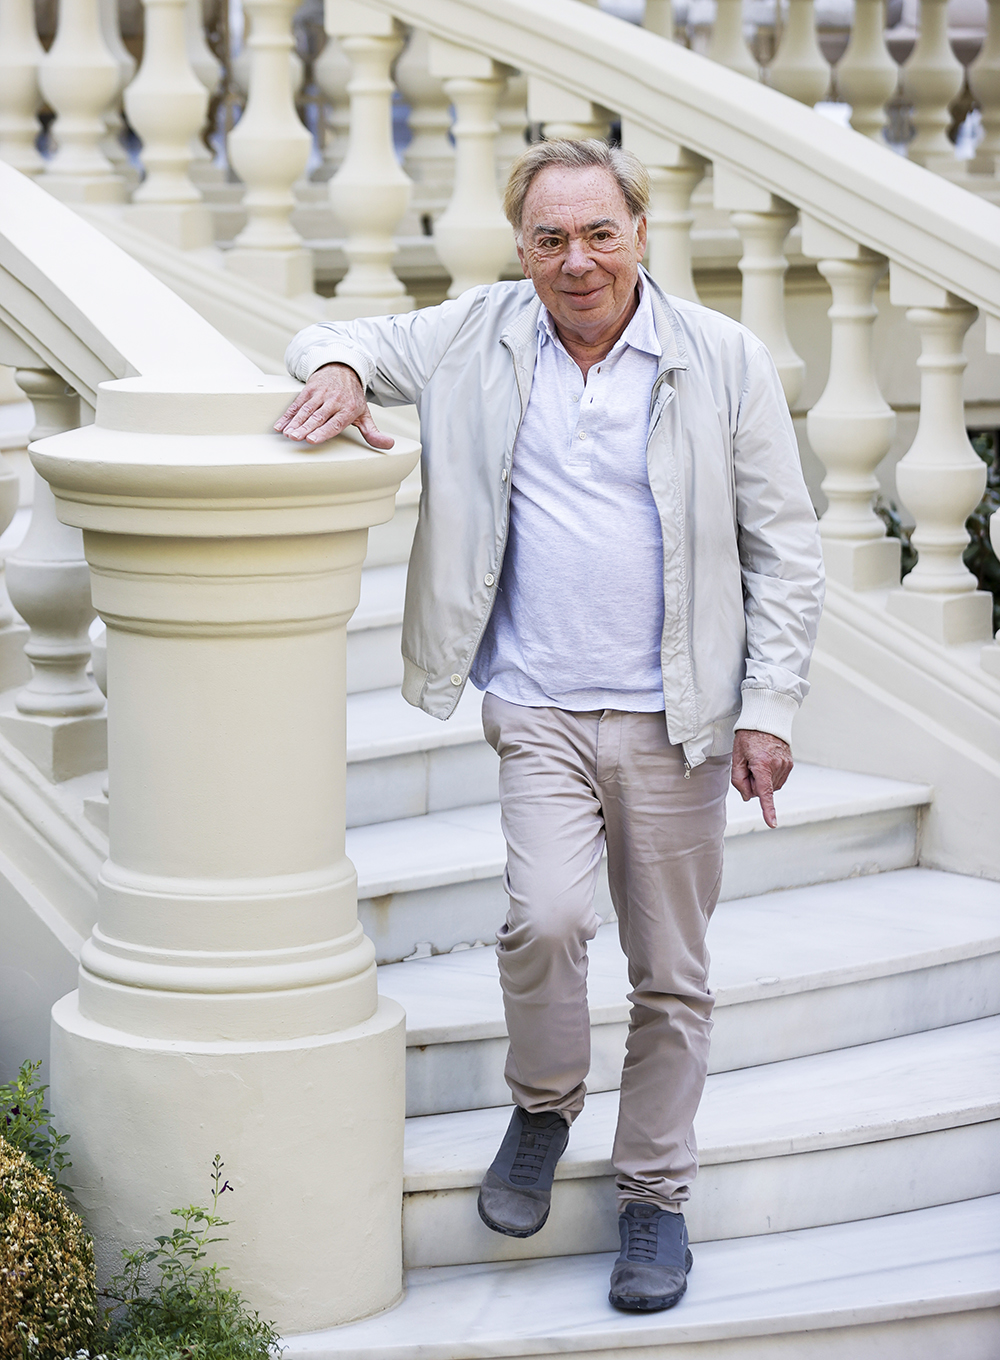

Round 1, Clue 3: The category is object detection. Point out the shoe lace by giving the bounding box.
[509,1123,559,1186]
[624,1213,659,1262]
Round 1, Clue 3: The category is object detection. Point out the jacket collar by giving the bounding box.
[501,266,689,378]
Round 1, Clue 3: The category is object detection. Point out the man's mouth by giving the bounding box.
[560,285,606,302]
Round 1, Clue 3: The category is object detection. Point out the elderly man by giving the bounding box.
[278,139,824,1313]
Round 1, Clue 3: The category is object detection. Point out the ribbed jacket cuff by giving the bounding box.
[298,344,375,390]
[733,686,799,746]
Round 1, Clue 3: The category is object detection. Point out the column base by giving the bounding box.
[886,587,994,645]
[223,247,316,299]
[50,991,405,1334]
[821,536,901,592]
[126,202,215,251]
[0,621,31,692]
[41,175,127,205]
[0,710,107,780]
[326,294,416,320]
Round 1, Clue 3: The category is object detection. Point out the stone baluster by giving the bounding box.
[969,0,1000,175]
[186,0,224,182]
[707,0,759,78]
[394,28,455,228]
[1,369,105,781]
[496,71,529,188]
[39,0,126,202]
[768,0,830,104]
[885,264,993,644]
[800,216,898,590]
[225,0,314,297]
[983,506,1000,675]
[644,0,674,39]
[98,0,137,188]
[43,374,419,1334]
[836,0,899,140]
[430,40,514,298]
[622,122,704,303]
[326,2,414,320]
[0,0,46,176]
[314,32,352,180]
[187,0,221,94]
[714,165,805,406]
[901,0,965,168]
[526,77,612,141]
[123,0,214,249]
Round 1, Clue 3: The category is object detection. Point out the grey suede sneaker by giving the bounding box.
[608,1202,693,1312]
[477,1106,570,1238]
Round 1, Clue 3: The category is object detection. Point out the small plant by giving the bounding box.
[0,1139,100,1360]
[0,1063,71,1193]
[102,1156,281,1360]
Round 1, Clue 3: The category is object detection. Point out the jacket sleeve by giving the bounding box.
[284,291,486,408]
[731,342,826,745]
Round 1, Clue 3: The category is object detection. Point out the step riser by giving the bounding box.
[402,951,1000,1116]
[360,806,920,964]
[365,506,416,569]
[347,624,403,695]
[402,1119,1000,1268]
[348,742,499,828]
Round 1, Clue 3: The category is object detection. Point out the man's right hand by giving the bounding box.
[274,362,395,449]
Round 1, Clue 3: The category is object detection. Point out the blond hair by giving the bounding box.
[503,139,650,240]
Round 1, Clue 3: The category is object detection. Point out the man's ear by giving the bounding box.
[515,238,529,279]
[635,215,648,262]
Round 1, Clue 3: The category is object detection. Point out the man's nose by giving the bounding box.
[561,239,594,274]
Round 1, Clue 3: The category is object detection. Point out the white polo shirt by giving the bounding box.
[470,280,666,712]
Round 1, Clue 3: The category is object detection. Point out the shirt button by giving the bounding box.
[484,573,495,587]
[578,431,587,440]
[450,673,462,686]
[501,468,508,481]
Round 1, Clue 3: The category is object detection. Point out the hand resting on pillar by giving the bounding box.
[275,362,395,449]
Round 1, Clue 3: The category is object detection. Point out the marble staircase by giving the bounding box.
[321,530,1000,1355]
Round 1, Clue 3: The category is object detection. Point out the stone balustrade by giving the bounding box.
[0,0,997,680]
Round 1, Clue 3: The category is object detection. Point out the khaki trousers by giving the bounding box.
[482,692,731,1212]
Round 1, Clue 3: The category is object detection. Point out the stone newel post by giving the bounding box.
[38,376,419,1333]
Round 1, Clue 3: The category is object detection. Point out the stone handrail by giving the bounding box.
[0,159,261,404]
[366,0,1000,330]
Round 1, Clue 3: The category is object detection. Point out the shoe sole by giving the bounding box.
[608,1248,694,1313]
[477,1194,550,1239]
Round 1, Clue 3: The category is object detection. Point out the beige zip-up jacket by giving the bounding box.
[285,270,825,769]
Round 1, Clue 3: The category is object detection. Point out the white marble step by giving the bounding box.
[346,686,496,827]
[349,764,931,963]
[379,867,1000,1115]
[400,1016,1000,1267]
[347,563,406,694]
[282,1194,1000,1360]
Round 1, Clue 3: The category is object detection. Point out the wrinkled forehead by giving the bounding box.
[520,164,632,232]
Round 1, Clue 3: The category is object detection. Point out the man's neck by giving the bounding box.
[552,284,641,379]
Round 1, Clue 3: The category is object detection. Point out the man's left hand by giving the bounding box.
[731,730,793,830]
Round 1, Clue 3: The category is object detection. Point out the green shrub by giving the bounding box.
[102,1157,280,1360]
[0,1137,100,1360]
[0,1063,71,1192]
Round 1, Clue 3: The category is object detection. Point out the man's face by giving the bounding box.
[516,164,647,343]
